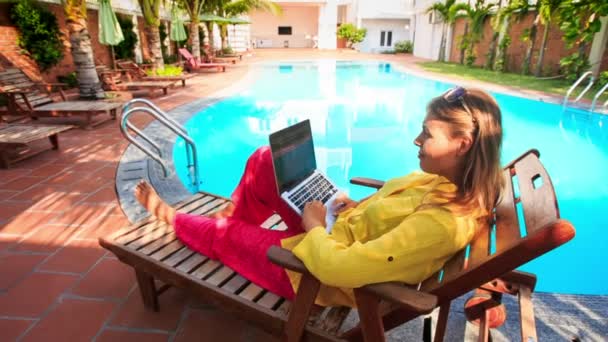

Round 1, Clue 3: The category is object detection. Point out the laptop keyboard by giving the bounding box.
[289,174,339,212]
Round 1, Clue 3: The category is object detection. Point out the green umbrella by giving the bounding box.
[98,0,124,68]
[199,13,230,23]
[225,17,250,25]
[170,8,187,42]
[99,0,124,45]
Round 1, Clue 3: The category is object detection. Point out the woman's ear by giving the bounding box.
[458,136,473,156]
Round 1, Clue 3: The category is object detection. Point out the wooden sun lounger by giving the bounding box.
[141,74,194,87]
[0,124,73,168]
[99,150,575,341]
[116,60,195,87]
[99,70,177,97]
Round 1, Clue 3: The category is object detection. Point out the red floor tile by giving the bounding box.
[68,176,113,194]
[50,203,114,227]
[20,298,116,342]
[0,169,32,185]
[77,214,130,240]
[82,186,117,204]
[0,318,35,342]
[0,176,45,192]
[0,253,47,290]
[0,211,59,235]
[111,287,189,331]
[173,308,278,342]
[12,224,81,253]
[27,163,70,178]
[96,329,170,342]
[0,190,18,201]
[68,161,113,174]
[0,201,34,220]
[42,169,79,187]
[70,258,135,299]
[28,192,88,212]
[0,272,79,317]
[8,183,65,202]
[38,239,106,274]
[91,166,118,180]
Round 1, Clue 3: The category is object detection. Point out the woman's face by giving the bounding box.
[413,115,468,180]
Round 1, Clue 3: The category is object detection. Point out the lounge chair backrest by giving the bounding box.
[178,48,199,68]
[419,149,574,301]
[0,68,54,109]
[117,60,147,79]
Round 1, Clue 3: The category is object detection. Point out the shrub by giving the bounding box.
[115,14,138,60]
[560,53,590,82]
[10,0,64,71]
[146,65,183,77]
[219,47,234,56]
[337,24,367,48]
[598,71,608,87]
[394,41,413,53]
[57,72,78,88]
[381,50,396,54]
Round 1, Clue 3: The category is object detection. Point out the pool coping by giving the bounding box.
[115,58,608,341]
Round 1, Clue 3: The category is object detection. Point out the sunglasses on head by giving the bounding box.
[442,86,477,124]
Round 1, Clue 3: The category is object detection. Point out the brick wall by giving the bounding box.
[138,17,150,61]
[448,13,589,76]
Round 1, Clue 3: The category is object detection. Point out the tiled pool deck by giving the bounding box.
[1,49,606,341]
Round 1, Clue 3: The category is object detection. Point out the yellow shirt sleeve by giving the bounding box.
[291,208,471,289]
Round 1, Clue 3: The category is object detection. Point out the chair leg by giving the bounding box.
[49,134,59,150]
[354,289,385,342]
[434,302,451,342]
[135,269,159,311]
[518,285,538,342]
[478,310,490,342]
[283,273,321,342]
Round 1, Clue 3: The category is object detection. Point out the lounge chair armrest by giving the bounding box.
[267,246,310,275]
[497,270,537,291]
[360,282,438,314]
[350,177,385,189]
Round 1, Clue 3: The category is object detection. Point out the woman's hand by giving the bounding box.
[332,193,358,215]
[302,200,327,232]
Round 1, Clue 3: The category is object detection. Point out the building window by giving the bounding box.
[380,31,393,47]
[278,26,292,35]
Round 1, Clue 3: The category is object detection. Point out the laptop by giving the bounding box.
[269,120,341,232]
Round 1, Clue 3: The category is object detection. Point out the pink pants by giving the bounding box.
[173,146,303,299]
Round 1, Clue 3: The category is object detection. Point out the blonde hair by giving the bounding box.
[423,88,504,220]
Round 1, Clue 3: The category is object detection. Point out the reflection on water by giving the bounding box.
[174,61,608,295]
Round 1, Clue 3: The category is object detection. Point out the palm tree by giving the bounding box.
[426,0,457,62]
[534,0,561,77]
[453,0,495,66]
[220,0,282,50]
[175,0,206,61]
[61,0,105,99]
[137,0,165,70]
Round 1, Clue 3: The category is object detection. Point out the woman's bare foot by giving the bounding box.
[134,181,176,224]
[209,202,236,219]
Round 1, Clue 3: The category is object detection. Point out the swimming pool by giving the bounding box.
[174,61,608,295]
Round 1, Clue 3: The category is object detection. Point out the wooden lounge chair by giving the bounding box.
[99,150,575,341]
[116,60,194,88]
[0,123,73,168]
[99,68,177,97]
[178,48,228,73]
[0,68,123,129]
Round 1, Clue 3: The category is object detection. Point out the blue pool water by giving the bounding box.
[174,61,608,295]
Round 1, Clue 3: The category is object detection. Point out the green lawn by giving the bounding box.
[417,62,608,104]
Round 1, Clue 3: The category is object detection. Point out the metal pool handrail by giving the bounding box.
[563,71,594,110]
[590,82,608,113]
[120,99,200,190]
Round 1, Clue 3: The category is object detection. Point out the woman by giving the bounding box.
[135,87,504,307]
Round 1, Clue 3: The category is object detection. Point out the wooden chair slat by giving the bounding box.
[495,168,521,253]
[126,223,171,249]
[161,246,194,267]
[467,225,491,269]
[139,232,177,255]
[221,274,250,294]
[239,283,265,301]
[151,240,187,262]
[275,300,291,316]
[260,214,282,229]
[514,154,559,233]
[176,253,207,273]
[206,266,236,286]
[115,221,165,244]
[426,248,467,291]
[191,259,222,279]
[257,291,282,309]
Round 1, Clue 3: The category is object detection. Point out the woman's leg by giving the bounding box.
[229,146,303,233]
[135,181,297,299]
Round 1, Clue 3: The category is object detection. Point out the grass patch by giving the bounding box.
[146,65,183,77]
[417,62,608,103]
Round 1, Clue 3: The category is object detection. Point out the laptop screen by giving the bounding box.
[269,120,317,193]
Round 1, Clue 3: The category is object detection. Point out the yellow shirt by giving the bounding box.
[280,172,481,307]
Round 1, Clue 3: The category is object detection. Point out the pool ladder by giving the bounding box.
[563,71,608,113]
[120,99,200,190]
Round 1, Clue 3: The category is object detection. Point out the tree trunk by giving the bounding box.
[205,21,215,60]
[522,15,539,75]
[189,22,200,61]
[66,17,104,99]
[220,25,229,50]
[459,23,468,64]
[438,23,447,62]
[534,21,550,77]
[486,31,499,69]
[144,24,164,70]
[494,14,511,71]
